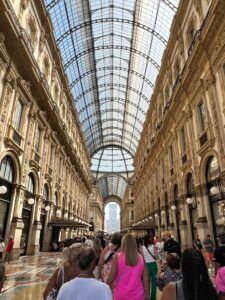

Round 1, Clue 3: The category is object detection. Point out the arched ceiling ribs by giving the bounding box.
[83,118,142,136]
[96,55,129,65]
[88,141,136,157]
[79,97,146,115]
[64,45,160,70]
[91,5,133,16]
[74,83,150,104]
[97,73,128,84]
[56,19,167,46]
[94,33,131,44]
[70,66,155,90]
[90,143,135,158]
[85,126,140,145]
[46,0,177,16]
[81,109,145,127]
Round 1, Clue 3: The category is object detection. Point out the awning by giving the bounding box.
[48,217,88,229]
[131,220,156,230]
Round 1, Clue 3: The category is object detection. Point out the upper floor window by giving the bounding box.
[169,145,174,167]
[14,100,23,131]
[180,127,186,154]
[0,156,14,183]
[198,101,206,133]
[27,173,35,194]
[35,126,41,152]
[49,145,54,166]
[43,184,49,201]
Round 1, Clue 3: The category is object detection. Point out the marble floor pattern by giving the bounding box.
[1,252,61,300]
[0,252,214,300]
[0,252,162,300]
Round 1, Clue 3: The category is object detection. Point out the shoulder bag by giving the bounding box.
[46,267,64,300]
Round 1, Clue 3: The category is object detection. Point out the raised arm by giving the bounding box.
[106,254,118,285]
[142,263,150,300]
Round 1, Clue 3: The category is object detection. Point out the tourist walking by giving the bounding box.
[142,234,158,300]
[203,234,214,271]
[98,232,121,282]
[193,234,203,253]
[157,253,182,291]
[216,266,225,300]
[0,238,5,260]
[57,247,112,300]
[3,235,14,264]
[107,233,149,300]
[160,248,218,300]
[43,244,82,300]
[0,263,5,293]
[163,232,181,257]
[92,238,102,279]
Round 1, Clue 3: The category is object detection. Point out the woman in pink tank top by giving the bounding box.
[107,233,149,300]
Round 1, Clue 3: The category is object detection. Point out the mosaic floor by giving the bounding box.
[0,252,214,300]
[1,252,61,300]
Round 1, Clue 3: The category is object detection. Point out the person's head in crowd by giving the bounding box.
[62,243,83,265]
[0,263,5,293]
[78,247,97,273]
[136,237,143,248]
[143,234,154,247]
[110,232,122,247]
[0,238,3,243]
[121,233,139,266]
[181,248,218,300]
[92,238,102,253]
[216,266,225,299]
[163,231,171,241]
[81,236,87,244]
[166,253,181,270]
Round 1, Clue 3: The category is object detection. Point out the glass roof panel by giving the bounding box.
[45,0,179,198]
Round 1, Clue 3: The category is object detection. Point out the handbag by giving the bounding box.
[46,267,64,300]
[145,246,156,261]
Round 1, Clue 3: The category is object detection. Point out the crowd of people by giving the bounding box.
[43,231,225,300]
[0,231,225,299]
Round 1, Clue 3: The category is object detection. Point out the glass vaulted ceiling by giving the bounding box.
[45,0,179,199]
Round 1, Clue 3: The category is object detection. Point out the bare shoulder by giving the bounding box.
[160,282,176,300]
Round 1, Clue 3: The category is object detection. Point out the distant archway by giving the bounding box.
[104,196,121,233]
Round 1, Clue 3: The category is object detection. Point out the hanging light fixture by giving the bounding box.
[161,210,166,215]
[0,185,7,194]
[154,213,158,218]
[171,205,176,211]
[210,186,219,195]
[45,205,50,212]
[64,213,68,219]
[56,209,61,216]
[186,197,193,204]
[28,198,35,205]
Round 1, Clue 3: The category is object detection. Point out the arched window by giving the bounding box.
[43,184,49,201]
[174,184,178,202]
[206,156,220,182]
[54,192,58,206]
[0,156,14,183]
[187,173,194,197]
[27,173,35,194]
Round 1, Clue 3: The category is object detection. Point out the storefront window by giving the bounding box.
[0,156,14,238]
[206,156,224,246]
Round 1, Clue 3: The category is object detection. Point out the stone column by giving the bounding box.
[179,195,189,248]
[9,186,26,260]
[29,196,42,255]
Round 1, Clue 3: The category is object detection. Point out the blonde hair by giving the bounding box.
[63,243,83,264]
[121,233,138,266]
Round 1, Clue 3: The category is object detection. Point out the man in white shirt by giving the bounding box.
[57,248,112,300]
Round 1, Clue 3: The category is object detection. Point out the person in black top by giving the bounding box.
[193,234,203,252]
[214,238,225,275]
[163,231,181,257]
